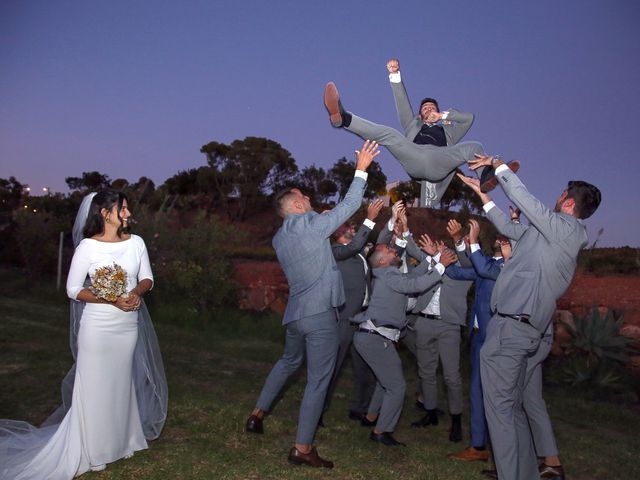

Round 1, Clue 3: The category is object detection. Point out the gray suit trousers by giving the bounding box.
[415,317,463,414]
[524,335,558,458]
[255,310,339,445]
[481,315,542,480]
[324,318,376,414]
[353,331,406,433]
[346,113,484,192]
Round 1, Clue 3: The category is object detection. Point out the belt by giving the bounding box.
[417,313,441,320]
[499,312,532,326]
[358,327,384,337]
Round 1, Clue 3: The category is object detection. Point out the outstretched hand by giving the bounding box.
[355,140,380,172]
[439,249,458,268]
[468,219,480,244]
[367,199,385,221]
[468,154,502,171]
[446,219,463,242]
[418,233,437,256]
[457,173,482,195]
[386,58,400,74]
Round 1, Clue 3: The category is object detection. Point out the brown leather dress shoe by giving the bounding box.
[287,446,334,469]
[539,463,565,480]
[324,82,344,127]
[447,446,490,462]
[244,414,263,434]
[480,159,520,193]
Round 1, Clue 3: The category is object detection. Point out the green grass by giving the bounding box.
[1,273,640,479]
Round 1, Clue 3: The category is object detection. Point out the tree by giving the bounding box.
[390,180,420,205]
[439,171,484,213]
[200,136,299,220]
[65,171,111,193]
[0,176,25,213]
[329,157,387,201]
[297,165,337,204]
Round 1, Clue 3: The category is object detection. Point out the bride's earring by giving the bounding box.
[105,216,111,224]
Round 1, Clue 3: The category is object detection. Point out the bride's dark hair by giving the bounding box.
[83,189,130,239]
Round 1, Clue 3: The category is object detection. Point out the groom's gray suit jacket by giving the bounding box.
[274,176,366,325]
[391,79,474,147]
[488,168,588,333]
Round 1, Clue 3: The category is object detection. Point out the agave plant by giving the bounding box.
[559,308,637,388]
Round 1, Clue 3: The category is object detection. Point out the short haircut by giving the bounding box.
[333,223,351,241]
[368,245,386,267]
[566,181,601,219]
[273,188,296,218]
[419,97,440,112]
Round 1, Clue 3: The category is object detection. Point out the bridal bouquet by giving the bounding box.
[90,263,128,302]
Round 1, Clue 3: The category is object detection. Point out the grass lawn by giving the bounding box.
[1,273,639,479]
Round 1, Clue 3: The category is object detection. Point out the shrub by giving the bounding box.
[135,210,236,314]
[560,308,637,390]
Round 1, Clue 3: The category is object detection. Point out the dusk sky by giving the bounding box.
[1,0,638,247]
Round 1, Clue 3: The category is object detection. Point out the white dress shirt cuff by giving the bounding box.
[495,163,510,175]
[389,72,402,83]
[455,240,466,252]
[483,201,496,213]
[434,263,445,276]
[354,170,368,181]
[387,219,395,231]
[470,243,481,253]
[395,237,408,248]
[441,111,449,120]
[363,218,375,230]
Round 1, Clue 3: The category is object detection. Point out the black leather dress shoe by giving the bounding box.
[245,414,263,434]
[348,410,365,421]
[369,431,406,446]
[411,409,439,428]
[287,446,334,468]
[360,416,377,427]
[539,463,565,480]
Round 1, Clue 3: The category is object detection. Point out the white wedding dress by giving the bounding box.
[0,234,165,479]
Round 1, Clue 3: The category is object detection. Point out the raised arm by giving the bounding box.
[310,140,379,236]
[387,58,417,133]
[332,200,382,260]
[469,249,502,280]
[444,108,475,145]
[387,249,456,294]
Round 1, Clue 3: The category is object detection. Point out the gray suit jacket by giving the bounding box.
[391,79,474,146]
[274,176,366,325]
[488,168,588,333]
[405,237,473,326]
[332,222,373,321]
[353,257,442,329]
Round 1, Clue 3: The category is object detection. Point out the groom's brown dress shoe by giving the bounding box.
[539,463,565,480]
[244,414,263,434]
[324,82,346,127]
[480,160,520,193]
[287,446,334,469]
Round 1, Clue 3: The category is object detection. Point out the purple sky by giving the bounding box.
[1,0,639,246]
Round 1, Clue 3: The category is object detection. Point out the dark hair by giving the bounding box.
[566,181,601,219]
[419,97,440,112]
[83,189,130,239]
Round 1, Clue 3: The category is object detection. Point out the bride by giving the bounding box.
[0,189,168,479]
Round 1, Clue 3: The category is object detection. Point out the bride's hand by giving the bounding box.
[113,295,140,312]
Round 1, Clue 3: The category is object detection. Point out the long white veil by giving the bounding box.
[1,192,168,478]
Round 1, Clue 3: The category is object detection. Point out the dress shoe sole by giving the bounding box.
[324,82,342,127]
[287,457,333,469]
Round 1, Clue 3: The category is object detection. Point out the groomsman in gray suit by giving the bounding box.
[244,140,380,469]
[352,243,457,446]
[321,199,384,423]
[459,158,601,480]
[323,58,518,207]
[405,233,473,443]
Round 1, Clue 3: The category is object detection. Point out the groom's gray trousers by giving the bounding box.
[255,309,339,445]
[346,113,485,201]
